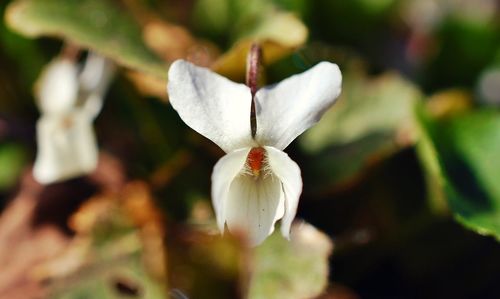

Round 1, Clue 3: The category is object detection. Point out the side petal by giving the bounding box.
[255,62,342,150]
[36,58,79,115]
[33,111,98,184]
[211,148,251,232]
[225,173,284,246]
[167,60,254,153]
[264,146,302,239]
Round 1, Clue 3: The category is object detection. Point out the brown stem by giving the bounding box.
[246,43,262,137]
[60,43,81,62]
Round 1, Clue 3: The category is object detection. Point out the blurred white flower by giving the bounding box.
[33,53,115,184]
[167,59,342,245]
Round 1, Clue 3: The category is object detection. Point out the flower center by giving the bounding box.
[246,147,266,177]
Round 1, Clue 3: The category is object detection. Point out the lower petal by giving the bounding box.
[225,173,284,246]
[264,146,302,239]
[33,111,98,184]
[211,148,251,232]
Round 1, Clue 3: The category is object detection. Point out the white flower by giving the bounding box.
[167,59,342,245]
[33,53,114,184]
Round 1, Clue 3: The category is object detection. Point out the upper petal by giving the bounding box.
[79,53,116,119]
[36,58,79,115]
[211,148,251,232]
[264,146,302,239]
[225,172,285,246]
[255,62,342,150]
[167,60,254,153]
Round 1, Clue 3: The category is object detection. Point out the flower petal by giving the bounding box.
[79,53,116,119]
[167,60,255,153]
[255,62,342,150]
[211,148,251,232]
[33,111,98,184]
[264,146,302,239]
[225,172,284,246]
[36,58,79,115]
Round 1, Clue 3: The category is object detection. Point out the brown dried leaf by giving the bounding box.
[0,174,71,299]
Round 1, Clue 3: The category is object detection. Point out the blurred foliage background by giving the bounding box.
[0,0,500,298]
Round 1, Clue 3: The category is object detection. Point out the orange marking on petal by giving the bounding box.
[247,147,265,177]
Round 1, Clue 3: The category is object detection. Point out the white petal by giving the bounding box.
[36,58,79,115]
[79,53,115,94]
[33,110,98,184]
[211,148,251,232]
[264,146,302,239]
[167,60,255,153]
[255,62,342,150]
[225,173,284,246]
[79,53,116,119]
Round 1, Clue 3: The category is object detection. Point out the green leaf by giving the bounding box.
[419,109,500,240]
[48,235,167,299]
[45,195,167,299]
[6,0,167,79]
[206,0,308,81]
[0,143,26,191]
[414,105,448,214]
[299,69,421,190]
[249,223,332,299]
[193,0,307,44]
[165,222,331,299]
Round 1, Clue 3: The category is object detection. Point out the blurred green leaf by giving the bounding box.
[415,89,473,214]
[49,236,166,299]
[167,228,245,299]
[415,106,448,214]
[419,109,500,241]
[194,0,302,43]
[0,20,45,88]
[198,0,307,81]
[45,193,167,299]
[0,143,26,191]
[249,223,332,299]
[299,69,421,190]
[6,0,167,79]
[166,222,332,299]
[356,0,396,15]
[423,17,499,91]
